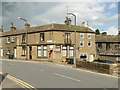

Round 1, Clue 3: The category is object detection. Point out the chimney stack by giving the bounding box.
[82,21,88,27]
[10,22,16,31]
[0,25,3,32]
[65,17,71,27]
[25,22,30,30]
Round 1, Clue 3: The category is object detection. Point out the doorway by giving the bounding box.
[29,46,32,59]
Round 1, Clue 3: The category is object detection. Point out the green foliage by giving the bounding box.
[95,29,100,35]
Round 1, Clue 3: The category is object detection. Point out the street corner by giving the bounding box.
[0,72,37,90]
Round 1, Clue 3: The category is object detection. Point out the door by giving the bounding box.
[29,46,32,59]
[1,48,3,57]
[14,47,17,58]
[90,54,93,62]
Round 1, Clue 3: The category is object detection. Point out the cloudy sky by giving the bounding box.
[0,0,120,35]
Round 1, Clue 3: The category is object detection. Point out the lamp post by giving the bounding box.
[67,13,77,68]
[18,17,28,60]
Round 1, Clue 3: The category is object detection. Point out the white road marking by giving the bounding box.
[54,73,81,82]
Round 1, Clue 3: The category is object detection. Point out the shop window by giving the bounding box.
[43,46,47,57]
[62,46,67,57]
[55,45,60,52]
[38,46,41,57]
[69,46,74,57]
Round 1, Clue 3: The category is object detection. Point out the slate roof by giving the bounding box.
[0,24,94,37]
[95,35,119,43]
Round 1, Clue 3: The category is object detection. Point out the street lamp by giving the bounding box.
[67,13,77,68]
[18,17,28,60]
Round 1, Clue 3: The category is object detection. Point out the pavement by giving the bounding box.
[0,59,120,89]
[0,73,24,89]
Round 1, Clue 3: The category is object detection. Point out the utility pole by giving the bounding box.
[18,17,28,60]
[67,13,77,68]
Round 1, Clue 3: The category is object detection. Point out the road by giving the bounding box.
[1,60,119,89]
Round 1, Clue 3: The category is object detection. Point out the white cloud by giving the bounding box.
[108,3,117,9]
[2,2,118,31]
[107,26,118,35]
[31,2,117,27]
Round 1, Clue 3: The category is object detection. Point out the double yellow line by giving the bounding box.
[0,72,37,90]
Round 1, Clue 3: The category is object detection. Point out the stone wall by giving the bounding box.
[76,60,119,75]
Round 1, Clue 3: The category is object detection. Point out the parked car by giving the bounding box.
[93,60,114,64]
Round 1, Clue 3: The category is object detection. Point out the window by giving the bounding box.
[62,46,67,57]
[80,54,87,61]
[7,37,10,43]
[22,46,26,56]
[65,33,70,43]
[80,33,84,38]
[12,36,15,42]
[38,46,41,57]
[106,43,110,50]
[80,41,84,47]
[69,46,74,57]
[88,33,91,39]
[43,46,47,57]
[22,34,26,43]
[40,33,44,41]
[98,43,102,49]
[88,41,91,46]
[115,45,119,50]
[7,47,10,55]
[55,46,60,52]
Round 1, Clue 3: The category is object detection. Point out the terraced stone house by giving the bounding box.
[96,32,120,63]
[0,18,96,64]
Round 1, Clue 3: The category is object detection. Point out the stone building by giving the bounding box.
[0,18,96,64]
[95,32,120,63]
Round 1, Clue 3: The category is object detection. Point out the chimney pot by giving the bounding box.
[25,22,30,29]
[10,22,16,31]
[11,22,13,27]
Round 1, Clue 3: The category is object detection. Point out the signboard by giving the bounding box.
[47,40,52,43]
[50,45,53,50]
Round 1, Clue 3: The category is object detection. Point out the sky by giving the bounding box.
[0,0,120,35]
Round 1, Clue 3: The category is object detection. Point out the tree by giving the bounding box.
[95,29,100,35]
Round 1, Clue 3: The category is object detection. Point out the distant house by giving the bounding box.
[0,18,96,64]
[95,32,120,63]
